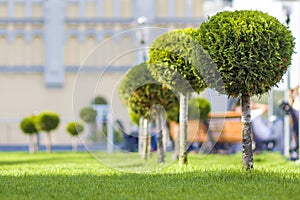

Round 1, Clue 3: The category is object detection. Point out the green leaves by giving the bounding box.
[199,10,295,97]
[20,116,39,135]
[80,107,97,123]
[36,111,60,133]
[168,97,211,122]
[66,121,84,136]
[148,28,207,93]
[118,63,179,122]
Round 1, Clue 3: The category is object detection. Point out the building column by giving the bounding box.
[25,0,32,18]
[7,0,14,17]
[44,0,65,88]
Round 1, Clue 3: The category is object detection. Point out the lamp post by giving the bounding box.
[137,16,148,63]
[136,16,152,158]
[282,2,292,157]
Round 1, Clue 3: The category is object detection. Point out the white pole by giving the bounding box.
[284,115,291,156]
[107,113,114,153]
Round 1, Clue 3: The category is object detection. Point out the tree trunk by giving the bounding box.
[35,134,39,152]
[162,114,169,153]
[87,123,92,141]
[147,120,152,159]
[29,135,35,154]
[173,124,179,160]
[142,118,149,160]
[138,116,144,154]
[46,132,52,153]
[72,137,78,152]
[179,92,188,167]
[241,94,254,170]
[156,110,165,163]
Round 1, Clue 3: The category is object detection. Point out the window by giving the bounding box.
[15,3,25,18]
[31,4,43,18]
[67,3,79,18]
[0,36,7,65]
[0,3,7,18]
[31,36,44,66]
[85,2,97,18]
[65,36,79,66]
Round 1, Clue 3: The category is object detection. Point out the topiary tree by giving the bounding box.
[168,97,211,123]
[66,121,84,151]
[199,10,295,170]
[119,63,178,162]
[36,111,60,153]
[129,109,141,126]
[189,98,211,121]
[92,96,108,105]
[20,115,39,154]
[148,28,208,166]
[79,107,98,142]
[80,107,97,123]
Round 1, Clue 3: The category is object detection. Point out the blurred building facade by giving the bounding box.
[0,0,226,147]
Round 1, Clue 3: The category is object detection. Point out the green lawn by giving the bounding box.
[0,151,299,200]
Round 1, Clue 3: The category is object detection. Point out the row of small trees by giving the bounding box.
[119,10,295,170]
[20,111,84,153]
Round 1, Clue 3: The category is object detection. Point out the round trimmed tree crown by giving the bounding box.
[148,28,207,94]
[199,10,295,97]
[119,63,178,119]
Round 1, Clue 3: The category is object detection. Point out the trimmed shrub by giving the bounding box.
[129,109,141,125]
[79,107,97,123]
[20,116,39,135]
[118,63,178,119]
[36,111,60,133]
[66,121,84,136]
[188,98,211,121]
[92,96,107,105]
[198,10,295,97]
[167,97,211,122]
[198,10,295,170]
[148,28,207,93]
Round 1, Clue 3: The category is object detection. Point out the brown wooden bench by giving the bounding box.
[169,111,242,144]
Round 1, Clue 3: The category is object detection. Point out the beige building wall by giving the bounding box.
[0,72,129,145]
[0,0,225,146]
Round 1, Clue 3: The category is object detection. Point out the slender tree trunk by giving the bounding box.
[173,124,179,160]
[147,120,152,159]
[241,94,254,170]
[138,116,144,154]
[162,114,168,153]
[46,132,52,153]
[87,123,92,142]
[156,110,165,163]
[35,134,39,152]
[72,137,78,152]
[179,92,188,167]
[142,118,149,160]
[29,135,34,154]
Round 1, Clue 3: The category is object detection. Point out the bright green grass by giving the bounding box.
[0,152,299,200]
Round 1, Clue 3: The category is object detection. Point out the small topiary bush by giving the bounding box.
[92,96,107,105]
[129,109,141,125]
[20,116,39,135]
[167,97,211,122]
[36,111,60,133]
[118,63,178,118]
[36,111,60,153]
[66,121,84,136]
[79,107,97,123]
[188,98,211,121]
[148,28,207,93]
